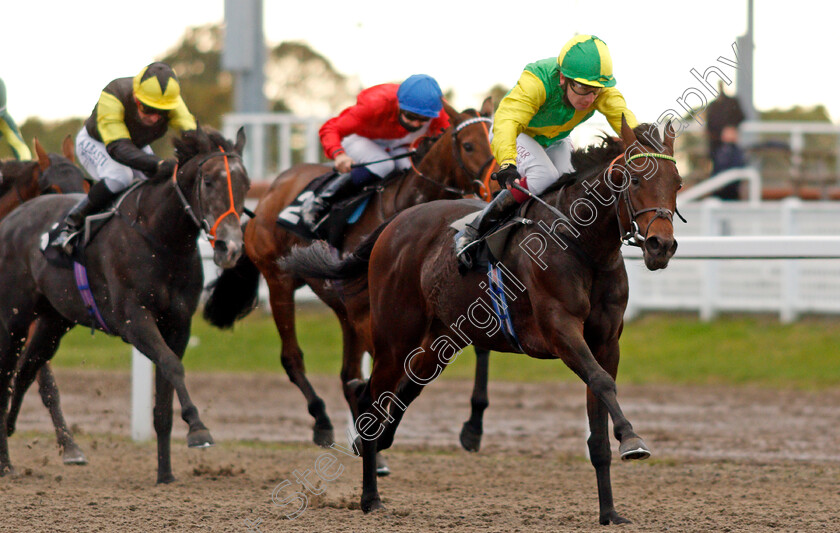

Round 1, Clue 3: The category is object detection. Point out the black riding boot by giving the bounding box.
[48,180,117,254]
[454,189,519,265]
[301,172,358,228]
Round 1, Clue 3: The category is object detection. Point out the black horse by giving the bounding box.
[0,127,249,482]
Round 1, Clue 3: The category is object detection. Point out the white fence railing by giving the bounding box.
[624,197,840,323]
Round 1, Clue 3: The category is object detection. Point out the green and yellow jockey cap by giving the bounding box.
[557,35,616,88]
[132,62,182,110]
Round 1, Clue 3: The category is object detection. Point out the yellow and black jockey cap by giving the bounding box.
[132,62,181,111]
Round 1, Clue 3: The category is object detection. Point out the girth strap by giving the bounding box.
[73,261,111,335]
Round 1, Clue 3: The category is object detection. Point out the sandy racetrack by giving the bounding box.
[5,369,840,532]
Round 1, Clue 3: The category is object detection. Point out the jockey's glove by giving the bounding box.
[492,163,519,189]
[153,158,178,180]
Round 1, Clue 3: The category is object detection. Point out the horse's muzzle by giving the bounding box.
[642,235,678,270]
[213,239,243,269]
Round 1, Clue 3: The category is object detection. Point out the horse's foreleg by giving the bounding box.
[126,315,212,482]
[587,384,630,525]
[154,366,175,483]
[267,274,333,447]
[460,347,490,452]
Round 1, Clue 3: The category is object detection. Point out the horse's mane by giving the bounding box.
[541,123,663,197]
[172,126,235,166]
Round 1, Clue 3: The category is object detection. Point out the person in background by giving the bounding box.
[0,77,32,160]
[710,125,746,200]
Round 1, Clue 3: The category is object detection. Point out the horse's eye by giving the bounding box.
[462,142,474,152]
[203,177,214,187]
[631,176,640,186]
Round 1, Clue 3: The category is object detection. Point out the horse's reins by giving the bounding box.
[171,147,242,248]
[604,152,686,247]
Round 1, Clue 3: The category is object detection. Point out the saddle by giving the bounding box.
[451,206,531,272]
[40,181,143,269]
[277,170,405,249]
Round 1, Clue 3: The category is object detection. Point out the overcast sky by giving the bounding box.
[5,1,838,126]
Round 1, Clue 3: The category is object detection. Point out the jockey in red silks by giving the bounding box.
[455,35,638,265]
[301,74,450,228]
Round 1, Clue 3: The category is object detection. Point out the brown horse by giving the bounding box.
[281,118,682,524]
[1,137,91,465]
[203,99,497,453]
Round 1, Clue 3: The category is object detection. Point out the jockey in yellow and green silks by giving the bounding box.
[455,35,639,265]
[0,78,32,161]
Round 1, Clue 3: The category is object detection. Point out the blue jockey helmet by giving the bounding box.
[397,74,443,118]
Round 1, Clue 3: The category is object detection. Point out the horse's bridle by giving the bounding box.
[407,114,495,199]
[170,148,242,248]
[605,151,686,247]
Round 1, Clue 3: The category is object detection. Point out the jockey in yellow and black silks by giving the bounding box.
[46,62,196,254]
[0,78,32,161]
[455,35,638,265]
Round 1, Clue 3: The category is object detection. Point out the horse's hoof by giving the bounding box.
[0,464,16,477]
[157,473,176,484]
[619,437,651,461]
[361,496,385,513]
[187,429,215,448]
[459,422,482,452]
[346,379,366,400]
[313,427,335,448]
[600,510,632,525]
[62,444,88,465]
[375,453,390,477]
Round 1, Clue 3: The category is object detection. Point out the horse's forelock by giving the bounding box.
[174,128,235,165]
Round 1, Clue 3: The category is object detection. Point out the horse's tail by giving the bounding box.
[279,217,390,282]
[202,227,261,329]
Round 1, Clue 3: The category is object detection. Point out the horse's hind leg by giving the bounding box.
[0,312,35,475]
[265,271,333,447]
[460,347,490,452]
[37,364,87,464]
[6,315,86,464]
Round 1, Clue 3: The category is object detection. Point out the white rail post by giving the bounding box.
[780,197,801,323]
[131,348,154,441]
[699,198,721,321]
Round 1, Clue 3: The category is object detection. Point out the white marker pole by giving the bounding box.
[131,348,154,441]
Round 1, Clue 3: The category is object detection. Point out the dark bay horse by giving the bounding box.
[281,118,682,524]
[0,127,250,482]
[1,137,91,465]
[203,99,497,451]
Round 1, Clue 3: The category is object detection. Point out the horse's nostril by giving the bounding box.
[646,236,661,252]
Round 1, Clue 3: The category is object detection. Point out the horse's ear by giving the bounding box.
[34,138,50,171]
[442,100,460,125]
[480,96,494,118]
[619,114,638,149]
[62,135,75,163]
[663,120,676,155]
[234,126,247,155]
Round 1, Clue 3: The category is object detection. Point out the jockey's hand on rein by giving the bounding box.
[154,158,178,180]
[492,163,519,189]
